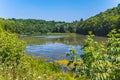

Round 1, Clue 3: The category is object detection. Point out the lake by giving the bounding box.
[20,33,106,61]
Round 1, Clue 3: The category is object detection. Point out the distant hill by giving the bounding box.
[1,4,120,36]
[76,4,120,36]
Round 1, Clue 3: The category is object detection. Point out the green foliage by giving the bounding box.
[1,4,120,36]
[67,30,120,80]
[0,27,75,80]
[76,5,120,36]
[107,29,120,80]
[0,27,25,80]
[0,18,77,35]
[66,47,81,73]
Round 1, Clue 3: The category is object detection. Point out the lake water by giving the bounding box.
[22,34,105,61]
[26,42,82,61]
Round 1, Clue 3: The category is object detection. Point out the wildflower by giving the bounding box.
[16,77,19,80]
[38,76,41,79]
[0,67,3,70]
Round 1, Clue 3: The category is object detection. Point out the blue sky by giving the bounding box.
[0,0,120,22]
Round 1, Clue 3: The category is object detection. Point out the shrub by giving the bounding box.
[67,30,120,80]
[0,27,75,80]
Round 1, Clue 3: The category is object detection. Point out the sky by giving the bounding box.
[0,0,120,22]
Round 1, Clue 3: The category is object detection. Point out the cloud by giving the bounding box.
[115,0,120,3]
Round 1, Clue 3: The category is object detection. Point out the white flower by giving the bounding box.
[16,77,19,80]
[38,76,41,79]
[0,67,3,70]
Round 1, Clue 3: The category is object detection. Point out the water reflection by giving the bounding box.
[21,34,106,61]
[26,42,82,61]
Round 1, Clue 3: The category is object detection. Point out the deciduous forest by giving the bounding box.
[0,4,120,36]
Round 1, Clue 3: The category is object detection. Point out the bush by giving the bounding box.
[67,30,120,80]
[0,27,26,80]
[0,27,75,80]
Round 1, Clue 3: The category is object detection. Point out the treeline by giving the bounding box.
[1,4,120,36]
[76,4,120,36]
[0,18,76,35]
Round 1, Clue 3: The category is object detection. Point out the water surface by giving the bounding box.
[21,34,106,61]
[26,42,82,61]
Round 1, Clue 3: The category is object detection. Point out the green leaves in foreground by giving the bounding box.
[0,27,26,80]
[67,30,120,80]
[0,27,75,80]
[107,29,120,80]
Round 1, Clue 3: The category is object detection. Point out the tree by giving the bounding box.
[118,4,120,7]
[67,30,120,80]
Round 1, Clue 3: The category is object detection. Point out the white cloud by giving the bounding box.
[115,0,120,3]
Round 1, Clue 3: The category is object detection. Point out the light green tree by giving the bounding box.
[67,31,120,80]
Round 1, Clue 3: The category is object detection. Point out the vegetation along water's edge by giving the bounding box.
[1,26,120,80]
[0,4,120,80]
